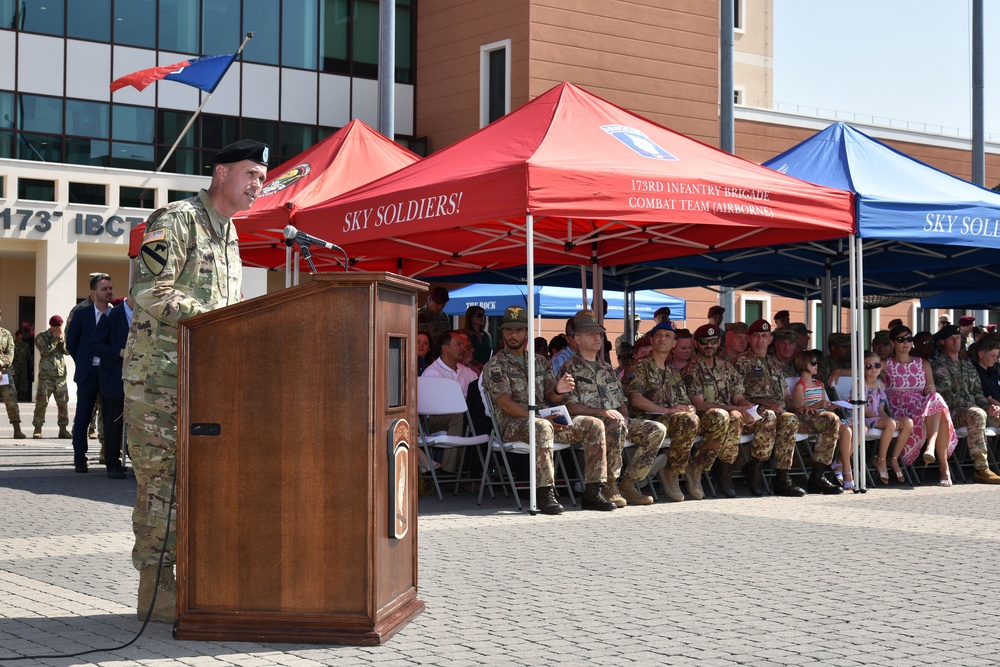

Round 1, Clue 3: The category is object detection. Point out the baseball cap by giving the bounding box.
[789,322,812,336]
[772,328,798,342]
[829,332,850,346]
[500,305,528,329]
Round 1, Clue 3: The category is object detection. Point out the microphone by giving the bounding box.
[282,225,350,272]
[283,225,344,253]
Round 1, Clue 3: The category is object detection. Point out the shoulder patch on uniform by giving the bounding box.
[142,230,166,244]
[490,368,502,383]
[141,236,169,276]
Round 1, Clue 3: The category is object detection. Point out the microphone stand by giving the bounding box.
[296,240,319,274]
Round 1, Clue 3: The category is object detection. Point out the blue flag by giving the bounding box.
[111,53,237,93]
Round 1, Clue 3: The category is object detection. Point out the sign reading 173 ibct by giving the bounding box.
[1,207,144,237]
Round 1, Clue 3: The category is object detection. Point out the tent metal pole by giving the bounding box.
[847,235,859,490]
[856,237,867,491]
[285,244,292,288]
[526,213,537,514]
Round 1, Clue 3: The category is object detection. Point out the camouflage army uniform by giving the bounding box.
[625,356,727,475]
[0,327,20,427]
[482,347,608,485]
[124,189,242,570]
[417,305,450,340]
[562,354,666,483]
[933,355,996,471]
[817,355,851,396]
[13,337,30,401]
[32,329,69,430]
[735,352,799,469]
[683,356,746,465]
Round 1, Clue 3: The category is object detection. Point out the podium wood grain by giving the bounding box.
[174,272,426,644]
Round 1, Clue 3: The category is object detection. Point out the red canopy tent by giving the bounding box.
[292,82,855,511]
[234,119,420,271]
[294,82,855,278]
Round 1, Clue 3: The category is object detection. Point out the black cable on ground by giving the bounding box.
[0,473,177,662]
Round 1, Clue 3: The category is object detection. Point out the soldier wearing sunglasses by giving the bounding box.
[683,324,756,498]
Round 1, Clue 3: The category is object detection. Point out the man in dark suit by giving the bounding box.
[66,274,113,472]
[91,295,132,478]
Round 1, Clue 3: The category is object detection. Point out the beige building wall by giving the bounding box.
[417,0,721,147]
[733,0,773,109]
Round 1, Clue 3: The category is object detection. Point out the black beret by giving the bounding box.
[214,139,270,166]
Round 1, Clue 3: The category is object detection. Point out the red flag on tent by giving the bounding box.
[111,53,237,93]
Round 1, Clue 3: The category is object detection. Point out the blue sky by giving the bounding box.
[773,0,999,139]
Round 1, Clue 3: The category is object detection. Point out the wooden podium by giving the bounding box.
[173,272,426,645]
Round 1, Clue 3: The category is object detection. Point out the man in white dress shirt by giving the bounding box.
[422,330,479,472]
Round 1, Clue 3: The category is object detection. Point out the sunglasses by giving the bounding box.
[697,337,719,345]
[808,358,818,365]
[865,362,883,370]
[473,312,485,317]
[894,336,914,343]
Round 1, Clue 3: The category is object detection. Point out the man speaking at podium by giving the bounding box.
[124,139,268,623]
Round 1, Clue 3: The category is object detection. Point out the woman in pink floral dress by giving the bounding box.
[884,325,957,485]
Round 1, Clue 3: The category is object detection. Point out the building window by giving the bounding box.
[159,0,200,53]
[320,0,414,82]
[203,0,242,55]
[480,39,511,128]
[282,0,318,69]
[18,0,64,35]
[16,94,63,162]
[68,0,110,41]
[0,0,15,29]
[169,189,198,201]
[113,0,156,48]
[0,91,14,159]
[120,186,155,209]
[734,0,744,32]
[17,178,55,201]
[113,105,154,144]
[279,123,317,165]
[67,100,110,139]
[742,298,764,325]
[0,175,5,199]
[243,0,280,64]
[734,88,744,106]
[69,182,107,206]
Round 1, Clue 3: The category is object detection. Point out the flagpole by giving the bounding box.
[154,32,254,174]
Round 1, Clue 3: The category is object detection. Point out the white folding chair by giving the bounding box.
[417,376,489,500]
[477,376,576,510]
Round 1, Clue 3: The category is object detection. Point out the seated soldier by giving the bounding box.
[682,324,758,498]
[482,306,616,513]
[627,322,728,502]
[734,319,806,497]
[818,332,852,396]
[561,310,667,507]
[717,321,748,365]
[932,326,1000,484]
[771,327,799,376]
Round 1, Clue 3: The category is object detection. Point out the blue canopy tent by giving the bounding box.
[921,289,1000,311]
[444,283,686,320]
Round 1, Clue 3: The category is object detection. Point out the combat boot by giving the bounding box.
[33,426,42,439]
[657,467,685,502]
[58,427,72,439]
[603,478,627,508]
[137,565,176,622]
[773,469,806,497]
[618,476,653,505]
[807,464,843,495]
[581,483,616,511]
[684,461,705,500]
[742,458,765,497]
[537,486,564,515]
[713,460,736,498]
[973,468,1000,484]
[12,422,26,439]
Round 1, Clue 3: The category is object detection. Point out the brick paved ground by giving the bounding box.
[3,401,1000,666]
